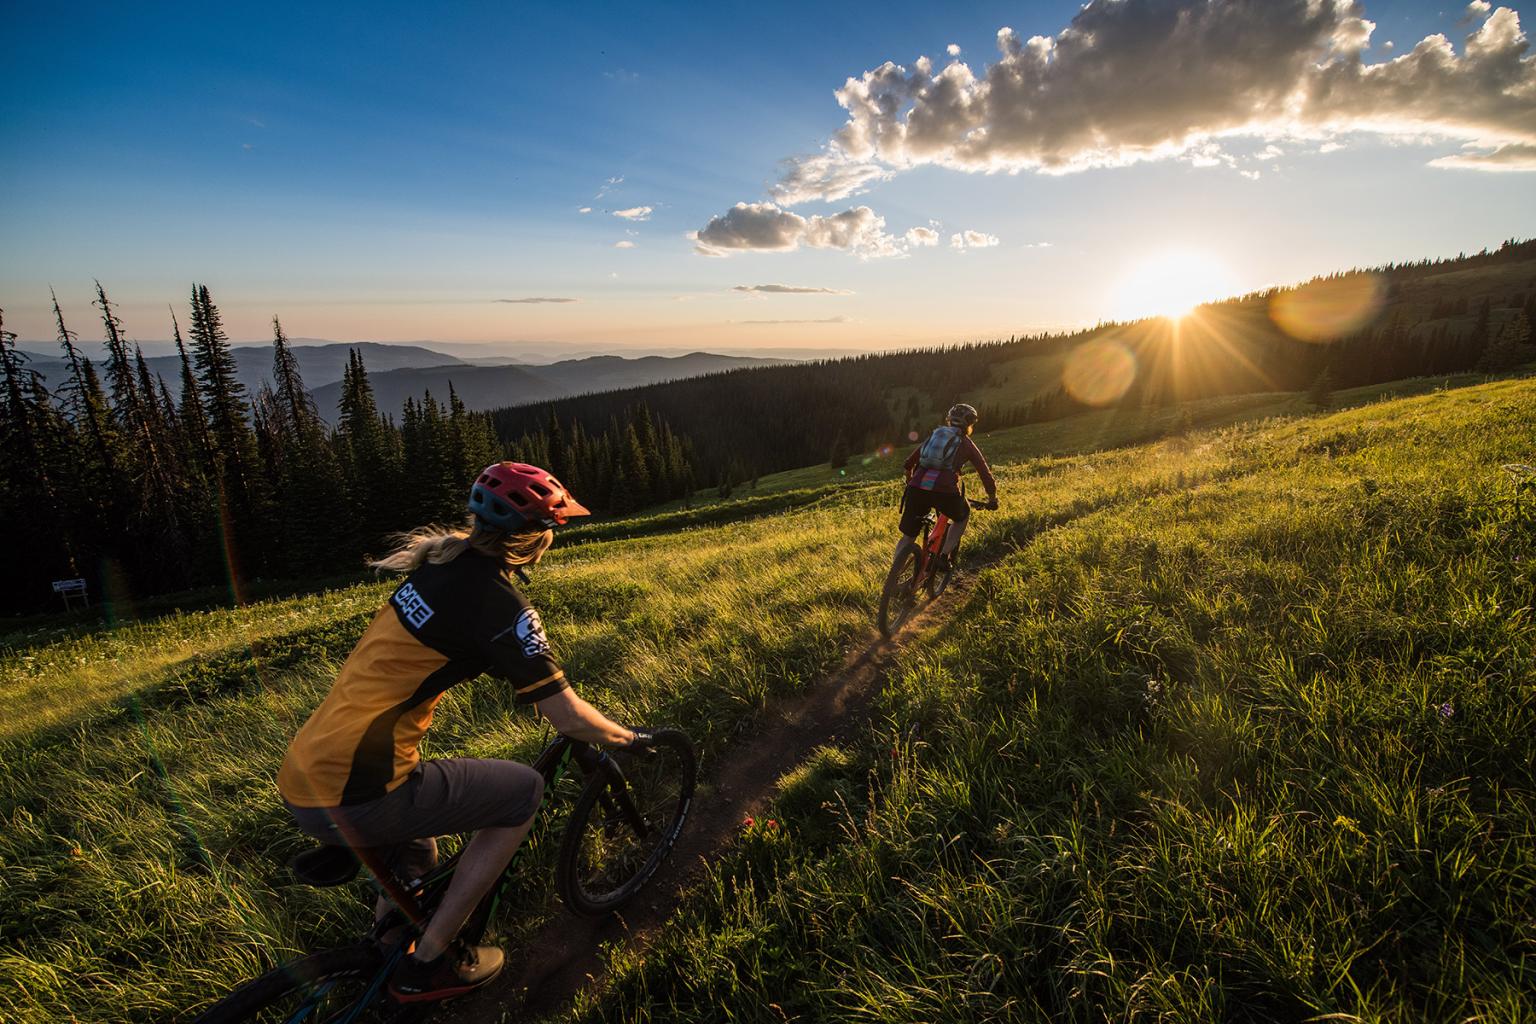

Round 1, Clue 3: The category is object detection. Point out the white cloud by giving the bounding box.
[772,153,892,204]
[760,0,1536,200]
[1468,1,1493,18]
[594,176,623,200]
[905,226,941,246]
[613,206,653,220]
[947,43,962,56]
[578,206,593,214]
[950,230,1000,250]
[1429,141,1536,170]
[614,240,637,249]
[692,202,902,258]
[494,297,578,304]
[733,284,853,294]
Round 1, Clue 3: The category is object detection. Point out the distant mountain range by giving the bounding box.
[309,352,789,419]
[16,341,788,420]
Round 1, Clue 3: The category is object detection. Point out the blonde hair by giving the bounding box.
[370,519,554,575]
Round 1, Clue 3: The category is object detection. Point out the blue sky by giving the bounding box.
[3,1,1533,354]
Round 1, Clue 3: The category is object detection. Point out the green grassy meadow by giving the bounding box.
[1,373,1533,1022]
[573,376,1536,1023]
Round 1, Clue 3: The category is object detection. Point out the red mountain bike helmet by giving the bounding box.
[468,462,590,531]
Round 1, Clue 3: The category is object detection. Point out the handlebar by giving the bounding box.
[967,498,997,510]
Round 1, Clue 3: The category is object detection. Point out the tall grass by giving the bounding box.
[572,377,1536,1023]
[0,482,905,1021]
[1,375,1531,1022]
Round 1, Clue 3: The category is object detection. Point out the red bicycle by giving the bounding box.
[878,497,989,638]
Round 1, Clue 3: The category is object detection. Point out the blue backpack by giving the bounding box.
[917,425,963,470]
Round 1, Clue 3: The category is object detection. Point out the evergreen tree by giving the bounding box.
[547,408,567,479]
[608,459,635,514]
[172,311,215,481]
[620,423,651,502]
[95,282,144,426]
[1308,367,1336,410]
[52,290,116,477]
[264,318,347,573]
[336,349,402,544]
[829,429,850,469]
[188,283,267,578]
[1477,313,1534,373]
[0,308,77,598]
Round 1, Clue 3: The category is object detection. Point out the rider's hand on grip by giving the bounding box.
[621,727,657,751]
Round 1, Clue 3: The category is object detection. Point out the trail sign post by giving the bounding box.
[52,578,88,611]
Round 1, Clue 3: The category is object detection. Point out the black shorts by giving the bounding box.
[899,486,969,538]
[286,757,544,884]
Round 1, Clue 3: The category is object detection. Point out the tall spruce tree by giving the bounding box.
[1,308,78,602]
[336,348,404,549]
[188,283,268,578]
[264,318,347,572]
[52,290,116,477]
[171,310,215,482]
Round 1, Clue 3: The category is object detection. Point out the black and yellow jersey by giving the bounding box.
[278,551,568,808]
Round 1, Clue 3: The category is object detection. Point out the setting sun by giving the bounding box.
[1111,249,1240,322]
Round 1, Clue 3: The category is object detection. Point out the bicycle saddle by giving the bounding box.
[290,843,361,887]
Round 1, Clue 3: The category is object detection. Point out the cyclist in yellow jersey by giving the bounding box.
[278,462,641,1003]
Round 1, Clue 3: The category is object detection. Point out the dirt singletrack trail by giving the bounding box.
[443,571,984,1024]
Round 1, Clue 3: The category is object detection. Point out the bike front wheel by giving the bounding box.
[556,729,696,917]
[879,545,922,638]
[926,548,955,599]
[192,943,411,1023]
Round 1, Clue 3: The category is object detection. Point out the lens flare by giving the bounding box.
[1270,273,1385,342]
[1062,340,1138,406]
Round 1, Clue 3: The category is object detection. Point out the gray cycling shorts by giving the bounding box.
[286,757,544,884]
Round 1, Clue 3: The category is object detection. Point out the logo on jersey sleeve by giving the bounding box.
[392,582,435,629]
[513,607,551,658]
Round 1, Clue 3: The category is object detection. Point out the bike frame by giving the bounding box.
[370,733,609,940]
[903,510,952,594]
[312,734,616,1022]
[208,731,667,1024]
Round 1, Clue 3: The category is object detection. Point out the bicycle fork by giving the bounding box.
[576,746,651,838]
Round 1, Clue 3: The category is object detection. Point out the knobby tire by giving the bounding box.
[192,943,413,1024]
[879,546,921,639]
[556,729,696,917]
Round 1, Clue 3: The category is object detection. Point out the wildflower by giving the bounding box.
[1439,702,1455,719]
[765,819,779,830]
[741,815,755,829]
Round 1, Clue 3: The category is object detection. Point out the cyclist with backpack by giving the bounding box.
[896,403,998,575]
[276,462,643,1004]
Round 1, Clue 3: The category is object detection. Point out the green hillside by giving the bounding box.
[1,372,1532,1022]
[572,376,1536,1023]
